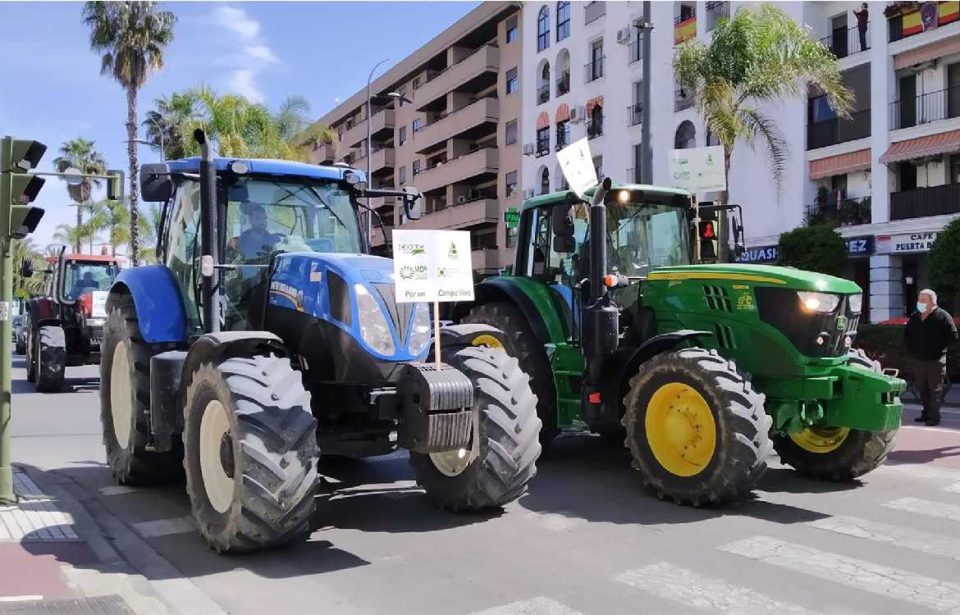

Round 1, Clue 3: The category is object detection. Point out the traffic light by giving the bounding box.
[698,209,719,261]
[1,137,47,239]
[106,169,124,201]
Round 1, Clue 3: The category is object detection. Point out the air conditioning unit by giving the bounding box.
[570,106,586,123]
[522,143,535,156]
[617,27,633,45]
[457,195,467,204]
[523,188,535,199]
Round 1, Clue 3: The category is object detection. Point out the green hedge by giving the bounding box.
[856,323,959,380]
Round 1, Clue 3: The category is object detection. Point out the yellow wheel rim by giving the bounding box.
[471,334,504,350]
[789,426,850,454]
[645,382,717,477]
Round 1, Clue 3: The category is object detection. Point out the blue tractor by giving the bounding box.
[99,131,541,553]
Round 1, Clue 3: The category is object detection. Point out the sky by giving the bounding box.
[0,1,478,250]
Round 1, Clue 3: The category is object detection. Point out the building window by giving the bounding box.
[556,120,570,149]
[412,76,421,90]
[586,39,604,82]
[412,118,424,133]
[675,120,696,149]
[588,104,603,139]
[398,125,407,146]
[505,119,518,145]
[536,127,550,155]
[632,143,643,183]
[593,155,603,180]
[538,62,551,104]
[506,170,518,197]
[557,1,571,41]
[412,159,421,176]
[396,86,406,107]
[506,15,518,43]
[506,67,519,94]
[540,167,551,195]
[951,154,960,184]
[398,166,407,185]
[538,6,550,52]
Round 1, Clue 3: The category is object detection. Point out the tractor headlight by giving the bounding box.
[797,291,840,314]
[408,303,432,355]
[848,293,863,314]
[354,284,396,356]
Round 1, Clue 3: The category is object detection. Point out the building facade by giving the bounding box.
[312,2,524,276]
[520,0,960,323]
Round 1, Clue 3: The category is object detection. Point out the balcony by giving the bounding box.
[890,183,960,220]
[888,3,960,42]
[402,197,500,232]
[675,89,694,112]
[890,85,960,129]
[807,109,871,149]
[556,124,571,150]
[352,147,395,176]
[805,195,871,227]
[584,57,605,83]
[587,114,604,139]
[537,84,550,105]
[556,73,570,96]
[412,147,499,194]
[414,97,499,153]
[584,1,606,25]
[628,104,643,126]
[706,2,729,31]
[340,108,396,149]
[472,248,500,271]
[820,23,870,59]
[536,137,550,156]
[414,45,500,111]
[674,14,697,45]
[307,142,337,165]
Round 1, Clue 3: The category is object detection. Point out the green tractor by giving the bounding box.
[457,178,904,505]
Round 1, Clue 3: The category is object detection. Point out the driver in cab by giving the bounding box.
[231,203,283,262]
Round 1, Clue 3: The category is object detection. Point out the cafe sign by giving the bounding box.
[875,232,939,254]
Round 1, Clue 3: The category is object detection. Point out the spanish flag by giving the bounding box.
[903,9,923,36]
[940,1,960,26]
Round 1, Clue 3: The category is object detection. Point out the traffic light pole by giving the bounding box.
[0,138,14,503]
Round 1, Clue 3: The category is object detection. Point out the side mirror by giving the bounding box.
[551,205,576,253]
[140,163,174,202]
[20,260,33,278]
[402,187,422,221]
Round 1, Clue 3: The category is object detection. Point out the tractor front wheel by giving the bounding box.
[772,348,898,481]
[410,346,541,511]
[182,355,318,553]
[36,325,66,393]
[622,347,771,506]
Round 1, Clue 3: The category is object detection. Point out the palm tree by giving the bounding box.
[144,91,199,160]
[83,1,176,265]
[674,4,853,193]
[12,239,46,299]
[87,198,150,256]
[53,223,98,254]
[52,138,107,253]
[274,96,311,142]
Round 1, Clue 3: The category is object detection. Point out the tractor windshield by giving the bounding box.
[603,200,691,277]
[62,261,120,300]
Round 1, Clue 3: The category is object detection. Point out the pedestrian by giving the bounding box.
[904,289,958,426]
[853,4,869,52]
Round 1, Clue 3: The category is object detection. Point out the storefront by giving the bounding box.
[875,231,941,317]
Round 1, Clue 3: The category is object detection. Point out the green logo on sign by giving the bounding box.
[836,315,848,330]
[449,242,459,259]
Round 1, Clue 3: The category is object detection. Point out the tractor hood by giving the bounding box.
[647,264,861,294]
[267,252,432,362]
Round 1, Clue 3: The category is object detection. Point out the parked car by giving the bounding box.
[12,314,26,355]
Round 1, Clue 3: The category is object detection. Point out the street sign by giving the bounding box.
[556,137,598,197]
[392,229,474,303]
[668,145,726,193]
[504,207,519,229]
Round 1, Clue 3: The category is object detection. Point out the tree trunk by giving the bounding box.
[75,203,82,254]
[126,86,140,266]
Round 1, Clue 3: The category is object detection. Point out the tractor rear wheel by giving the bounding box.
[772,348,898,481]
[101,295,182,484]
[622,347,771,506]
[36,326,66,393]
[463,302,558,444]
[410,346,541,511]
[182,355,318,553]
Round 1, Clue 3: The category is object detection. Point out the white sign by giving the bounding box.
[668,146,726,193]
[91,291,109,318]
[876,231,939,254]
[556,137,599,197]
[392,230,475,303]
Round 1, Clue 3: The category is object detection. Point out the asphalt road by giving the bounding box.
[9,356,960,615]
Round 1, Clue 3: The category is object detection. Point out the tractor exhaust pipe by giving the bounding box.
[589,177,612,303]
[194,129,220,334]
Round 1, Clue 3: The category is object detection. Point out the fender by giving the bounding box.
[622,330,713,380]
[110,266,189,344]
[455,276,567,347]
[439,323,508,352]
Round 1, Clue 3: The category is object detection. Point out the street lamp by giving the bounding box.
[127,137,165,163]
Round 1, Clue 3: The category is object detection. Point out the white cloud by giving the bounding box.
[245,45,278,64]
[210,6,278,102]
[213,6,259,40]
[228,69,264,104]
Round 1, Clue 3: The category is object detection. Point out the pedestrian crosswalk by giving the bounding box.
[884,496,960,522]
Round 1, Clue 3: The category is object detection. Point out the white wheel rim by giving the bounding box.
[200,400,235,514]
[110,341,133,450]
[429,447,472,477]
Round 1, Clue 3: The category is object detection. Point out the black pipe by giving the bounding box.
[588,177,611,302]
[194,129,220,334]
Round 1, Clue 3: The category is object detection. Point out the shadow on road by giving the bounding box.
[887,446,960,465]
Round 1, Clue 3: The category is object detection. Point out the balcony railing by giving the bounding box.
[556,124,571,150]
[890,183,960,220]
[890,85,960,129]
[537,84,550,105]
[587,115,604,139]
[706,2,730,31]
[628,104,643,126]
[807,109,871,149]
[674,13,697,45]
[805,196,872,227]
[584,1,606,25]
[584,57,605,82]
[536,138,550,157]
[556,73,570,96]
[820,22,870,58]
[675,89,694,112]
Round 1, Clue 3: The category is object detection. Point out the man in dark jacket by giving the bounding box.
[904,289,958,426]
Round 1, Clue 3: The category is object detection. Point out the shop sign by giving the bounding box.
[736,235,874,264]
[876,232,938,254]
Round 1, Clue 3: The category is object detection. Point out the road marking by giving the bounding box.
[946,483,960,494]
[99,485,139,496]
[884,497,960,522]
[468,597,582,615]
[0,596,43,602]
[810,515,960,561]
[720,535,960,613]
[879,463,960,482]
[132,516,195,538]
[615,562,819,614]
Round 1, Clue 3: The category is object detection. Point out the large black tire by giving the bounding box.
[16,335,26,356]
[463,302,558,444]
[772,347,898,481]
[410,346,542,511]
[100,295,182,484]
[25,329,37,383]
[36,326,66,393]
[622,347,771,506]
[182,355,318,553]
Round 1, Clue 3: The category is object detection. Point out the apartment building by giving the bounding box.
[311,2,523,276]
[521,0,960,323]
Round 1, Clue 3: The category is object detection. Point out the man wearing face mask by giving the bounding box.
[904,289,958,426]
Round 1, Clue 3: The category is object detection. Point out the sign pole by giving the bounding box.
[0,139,13,504]
[693,194,701,263]
[433,300,441,366]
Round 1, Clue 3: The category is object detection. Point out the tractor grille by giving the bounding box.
[373,283,412,342]
[702,285,732,312]
[712,323,737,350]
[755,287,859,358]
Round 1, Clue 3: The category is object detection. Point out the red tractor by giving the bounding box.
[23,248,123,392]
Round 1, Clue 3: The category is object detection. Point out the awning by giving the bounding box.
[586,96,604,115]
[536,111,550,130]
[809,149,871,179]
[895,34,960,69]
[555,103,570,123]
[879,129,960,164]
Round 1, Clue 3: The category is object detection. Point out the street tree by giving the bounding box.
[144,91,200,160]
[12,239,46,299]
[928,217,960,298]
[777,225,848,277]
[87,198,151,256]
[674,4,852,193]
[82,1,176,265]
[52,138,107,253]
